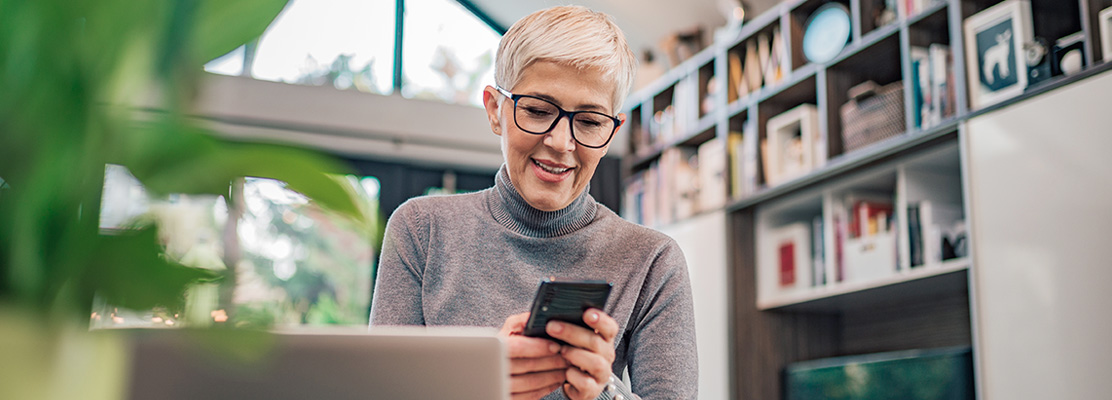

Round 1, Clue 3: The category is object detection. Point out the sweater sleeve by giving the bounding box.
[369,200,428,326]
[624,240,699,399]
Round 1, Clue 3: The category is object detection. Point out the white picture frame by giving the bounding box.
[1100,6,1112,63]
[764,104,819,186]
[963,0,1033,110]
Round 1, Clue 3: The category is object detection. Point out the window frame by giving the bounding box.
[220,0,506,98]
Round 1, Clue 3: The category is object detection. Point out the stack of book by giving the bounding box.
[622,137,733,227]
[834,192,897,284]
[910,44,955,131]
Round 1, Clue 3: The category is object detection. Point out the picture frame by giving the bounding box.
[963,0,1033,110]
[764,104,819,186]
[1100,6,1112,63]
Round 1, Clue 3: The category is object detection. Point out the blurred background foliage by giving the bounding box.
[0,0,378,328]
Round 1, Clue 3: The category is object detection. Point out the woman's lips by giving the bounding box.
[531,158,573,182]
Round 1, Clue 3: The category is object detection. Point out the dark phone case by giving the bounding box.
[523,280,612,344]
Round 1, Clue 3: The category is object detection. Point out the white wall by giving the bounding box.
[192,73,505,170]
[965,69,1112,400]
[659,211,731,400]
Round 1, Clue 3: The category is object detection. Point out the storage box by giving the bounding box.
[840,81,906,153]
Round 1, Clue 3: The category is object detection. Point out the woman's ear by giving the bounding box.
[482,86,503,136]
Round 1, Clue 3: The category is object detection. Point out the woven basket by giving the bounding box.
[840,81,905,153]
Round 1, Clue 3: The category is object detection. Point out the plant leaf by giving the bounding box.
[191,0,289,63]
[86,227,219,312]
[120,120,365,223]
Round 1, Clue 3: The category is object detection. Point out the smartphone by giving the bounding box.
[523,279,612,344]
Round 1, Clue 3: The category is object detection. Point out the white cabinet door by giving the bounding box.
[659,211,730,400]
[966,69,1112,400]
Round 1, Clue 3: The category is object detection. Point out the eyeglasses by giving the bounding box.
[495,86,620,149]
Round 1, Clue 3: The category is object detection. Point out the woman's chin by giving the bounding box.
[523,190,571,212]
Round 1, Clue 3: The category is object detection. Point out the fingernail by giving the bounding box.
[547,321,563,333]
[549,343,560,353]
[590,311,599,322]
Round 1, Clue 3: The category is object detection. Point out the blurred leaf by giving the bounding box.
[121,120,365,222]
[86,227,218,312]
[192,0,289,63]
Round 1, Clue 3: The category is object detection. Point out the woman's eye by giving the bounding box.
[524,107,553,117]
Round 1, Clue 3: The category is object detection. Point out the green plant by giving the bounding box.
[0,0,367,325]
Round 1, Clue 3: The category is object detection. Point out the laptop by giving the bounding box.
[124,326,508,400]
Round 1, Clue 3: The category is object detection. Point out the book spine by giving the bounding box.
[908,203,923,267]
[779,241,796,287]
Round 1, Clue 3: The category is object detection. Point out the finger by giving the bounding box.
[546,321,611,357]
[564,366,604,400]
[500,312,530,336]
[510,369,566,395]
[581,308,619,342]
[506,335,562,358]
[511,382,562,400]
[560,346,612,382]
[509,354,569,375]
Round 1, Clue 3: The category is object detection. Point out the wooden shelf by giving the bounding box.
[758,258,971,311]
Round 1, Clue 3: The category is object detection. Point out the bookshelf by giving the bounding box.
[618,0,1112,398]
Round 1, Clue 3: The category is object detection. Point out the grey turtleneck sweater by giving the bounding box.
[370,166,698,400]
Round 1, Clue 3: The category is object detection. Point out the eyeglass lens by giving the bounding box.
[514,96,615,147]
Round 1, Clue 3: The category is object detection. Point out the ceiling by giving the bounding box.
[468,0,783,66]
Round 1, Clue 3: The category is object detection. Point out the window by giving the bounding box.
[93,166,382,328]
[251,0,396,94]
[203,0,503,107]
[401,0,500,106]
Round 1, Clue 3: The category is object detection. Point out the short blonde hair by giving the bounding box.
[495,6,637,113]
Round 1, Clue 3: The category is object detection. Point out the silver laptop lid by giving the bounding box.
[125,327,507,400]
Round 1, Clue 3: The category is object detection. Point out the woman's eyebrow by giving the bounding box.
[525,92,607,112]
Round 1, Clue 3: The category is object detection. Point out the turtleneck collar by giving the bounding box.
[487,165,597,238]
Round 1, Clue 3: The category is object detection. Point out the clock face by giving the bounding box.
[803,4,852,64]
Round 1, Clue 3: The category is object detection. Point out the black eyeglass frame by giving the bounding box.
[495,86,621,149]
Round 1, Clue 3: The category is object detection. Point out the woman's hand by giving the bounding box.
[500,312,570,400]
[545,308,619,400]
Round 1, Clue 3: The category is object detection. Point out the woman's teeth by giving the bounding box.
[534,159,570,174]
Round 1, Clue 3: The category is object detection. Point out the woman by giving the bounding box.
[370,6,697,400]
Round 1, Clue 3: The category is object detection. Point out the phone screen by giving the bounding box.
[523,279,612,344]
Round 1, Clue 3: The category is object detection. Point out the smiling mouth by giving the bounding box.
[532,159,573,174]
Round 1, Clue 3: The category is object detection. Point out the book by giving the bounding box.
[728,51,743,103]
[812,215,826,286]
[779,241,796,287]
[770,222,812,290]
[767,25,785,85]
[916,199,964,266]
[622,173,644,224]
[697,137,728,211]
[929,43,954,123]
[745,39,763,93]
[661,147,699,222]
[842,192,893,238]
[833,207,847,282]
[907,203,924,267]
[759,138,773,186]
[909,46,928,129]
[925,43,951,126]
[727,131,746,199]
[841,193,898,283]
